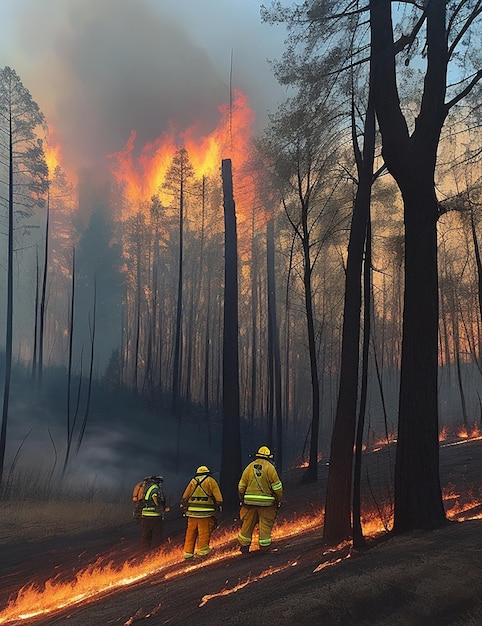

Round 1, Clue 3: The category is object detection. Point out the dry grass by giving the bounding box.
[0,439,480,625]
[0,500,133,542]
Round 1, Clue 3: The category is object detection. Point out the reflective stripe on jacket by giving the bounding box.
[182,475,223,518]
[238,458,283,507]
[142,482,164,517]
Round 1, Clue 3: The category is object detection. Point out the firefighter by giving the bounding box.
[140,476,168,552]
[238,446,283,554]
[181,466,223,559]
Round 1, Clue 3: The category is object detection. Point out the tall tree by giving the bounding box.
[259,97,344,482]
[163,147,194,418]
[324,87,377,543]
[37,191,50,386]
[220,159,242,510]
[62,247,76,476]
[264,0,482,535]
[267,217,284,471]
[0,66,48,487]
[370,0,482,532]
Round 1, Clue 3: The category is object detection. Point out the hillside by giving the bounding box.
[0,438,481,625]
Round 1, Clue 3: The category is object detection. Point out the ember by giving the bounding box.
[199,562,297,607]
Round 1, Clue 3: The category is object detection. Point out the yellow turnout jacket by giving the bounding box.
[238,458,283,507]
[182,475,223,518]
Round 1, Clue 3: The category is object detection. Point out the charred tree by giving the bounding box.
[267,217,283,472]
[31,248,40,381]
[0,94,15,489]
[76,279,97,454]
[324,91,376,543]
[250,212,259,431]
[353,215,372,549]
[38,192,50,386]
[470,209,482,343]
[0,67,47,487]
[164,148,194,419]
[220,159,242,511]
[62,247,76,476]
[370,0,459,532]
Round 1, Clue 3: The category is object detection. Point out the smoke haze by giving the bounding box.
[2,0,286,175]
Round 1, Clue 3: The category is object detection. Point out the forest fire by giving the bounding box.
[2,490,480,625]
[1,433,481,625]
[43,127,63,176]
[0,509,364,624]
[108,89,257,219]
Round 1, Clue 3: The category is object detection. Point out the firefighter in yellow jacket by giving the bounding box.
[238,446,283,553]
[181,466,223,559]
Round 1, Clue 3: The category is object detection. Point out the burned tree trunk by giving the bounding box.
[38,193,50,386]
[323,92,375,543]
[62,248,76,477]
[370,0,447,532]
[220,159,242,510]
[267,218,283,472]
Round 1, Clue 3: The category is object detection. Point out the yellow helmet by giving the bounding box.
[256,446,273,459]
[196,465,210,474]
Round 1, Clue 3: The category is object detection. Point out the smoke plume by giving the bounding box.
[5,0,230,175]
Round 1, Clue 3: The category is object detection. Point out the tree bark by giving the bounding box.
[0,111,14,488]
[323,92,375,542]
[38,193,50,386]
[220,159,242,510]
[267,218,283,471]
[370,0,447,532]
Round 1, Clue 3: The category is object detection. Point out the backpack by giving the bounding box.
[132,478,149,502]
[132,476,163,523]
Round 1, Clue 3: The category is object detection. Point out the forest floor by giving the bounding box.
[0,437,481,625]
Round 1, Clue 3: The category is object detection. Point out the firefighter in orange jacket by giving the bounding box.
[181,466,223,559]
[238,446,283,553]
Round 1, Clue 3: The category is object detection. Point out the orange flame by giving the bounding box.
[1,489,481,624]
[0,512,313,624]
[43,125,70,180]
[199,562,297,607]
[456,422,482,440]
[439,424,449,442]
[108,89,257,219]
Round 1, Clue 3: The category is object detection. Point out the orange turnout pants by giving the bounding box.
[183,516,216,558]
[238,504,278,550]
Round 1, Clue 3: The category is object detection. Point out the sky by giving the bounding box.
[1,0,290,175]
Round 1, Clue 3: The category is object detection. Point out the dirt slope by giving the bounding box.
[10,517,481,626]
[0,438,481,626]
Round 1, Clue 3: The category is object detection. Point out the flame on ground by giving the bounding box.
[0,485,480,624]
[0,512,319,624]
[198,562,298,607]
[292,426,482,470]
